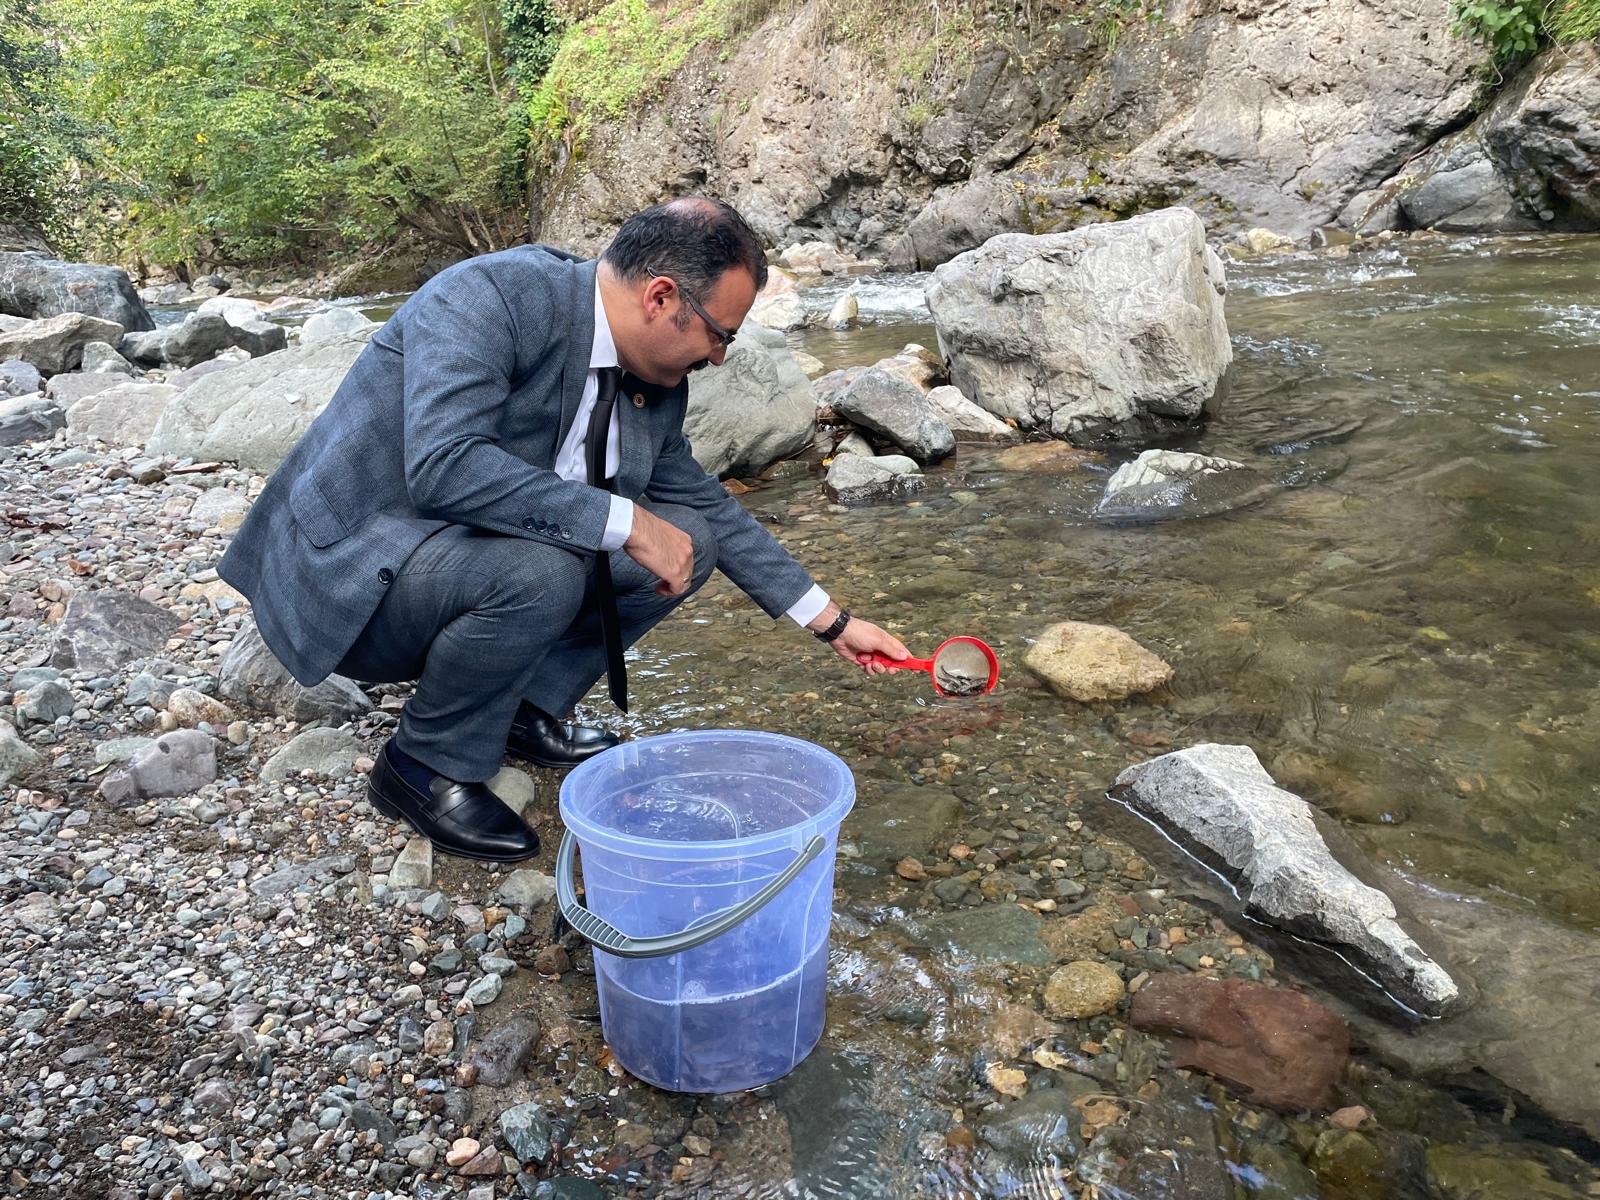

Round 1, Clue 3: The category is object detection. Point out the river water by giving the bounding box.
[563,234,1599,1197]
[239,235,1599,1195]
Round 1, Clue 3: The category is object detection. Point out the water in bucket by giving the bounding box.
[558,731,855,1093]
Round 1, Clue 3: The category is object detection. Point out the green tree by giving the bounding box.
[1,0,71,239]
[50,0,536,269]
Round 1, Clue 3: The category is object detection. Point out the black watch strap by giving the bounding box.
[813,608,851,643]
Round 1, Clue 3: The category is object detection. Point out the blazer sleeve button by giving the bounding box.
[378,568,395,584]
[560,530,573,540]
[521,517,536,530]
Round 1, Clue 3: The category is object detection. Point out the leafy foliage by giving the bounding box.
[1451,0,1600,67]
[1,0,76,240]
[50,0,543,268]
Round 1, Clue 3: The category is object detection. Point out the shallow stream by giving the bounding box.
[584,233,1600,1197]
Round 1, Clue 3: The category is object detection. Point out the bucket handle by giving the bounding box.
[555,830,827,959]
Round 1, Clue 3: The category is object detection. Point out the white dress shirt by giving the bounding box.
[560,278,830,629]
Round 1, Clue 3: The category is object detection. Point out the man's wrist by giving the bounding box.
[812,607,851,643]
[805,600,842,634]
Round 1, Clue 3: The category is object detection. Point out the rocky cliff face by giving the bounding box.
[533,0,1598,263]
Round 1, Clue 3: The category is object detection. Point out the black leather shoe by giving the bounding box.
[368,741,539,861]
[505,703,620,769]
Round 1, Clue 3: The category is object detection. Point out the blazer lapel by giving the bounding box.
[556,258,601,449]
[616,380,654,496]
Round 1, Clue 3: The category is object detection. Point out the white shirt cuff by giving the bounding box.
[599,496,634,552]
[785,585,830,628]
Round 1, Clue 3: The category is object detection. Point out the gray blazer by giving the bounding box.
[219,246,815,686]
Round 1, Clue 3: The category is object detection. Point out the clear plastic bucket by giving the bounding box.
[556,730,855,1093]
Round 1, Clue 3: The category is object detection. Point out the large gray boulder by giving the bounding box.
[219,617,372,723]
[0,312,127,376]
[121,313,243,370]
[926,385,1018,442]
[1114,744,1462,1017]
[51,590,181,673]
[1389,129,1539,233]
[0,253,154,331]
[64,382,180,448]
[832,368,955,464]
[683,322,816,477]
[146,331,370,469]
[46,372,123,407]
[926,208,1231,446]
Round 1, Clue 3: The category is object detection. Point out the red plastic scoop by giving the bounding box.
[866,636,999,697]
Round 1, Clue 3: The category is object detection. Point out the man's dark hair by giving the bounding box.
[602,198,768,305]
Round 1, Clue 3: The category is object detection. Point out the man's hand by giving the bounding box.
[623,505,694,596]
[807,602,910,674]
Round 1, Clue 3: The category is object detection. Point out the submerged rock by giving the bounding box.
[1095,448,1247,515]
[926,207,1231,445]
[1129,973,1349,1111]
[824,453,925,505]
[1114,744,1462,1017]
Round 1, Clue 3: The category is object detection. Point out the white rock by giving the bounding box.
[1114,744,1462,1017]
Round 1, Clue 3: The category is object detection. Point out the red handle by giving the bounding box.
[866,652,933,672]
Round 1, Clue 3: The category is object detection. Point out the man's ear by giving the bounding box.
[641,275,676,322]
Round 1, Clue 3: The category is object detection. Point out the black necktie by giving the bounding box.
[587,368,627,713]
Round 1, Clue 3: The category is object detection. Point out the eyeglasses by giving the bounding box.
[647,268,737,349]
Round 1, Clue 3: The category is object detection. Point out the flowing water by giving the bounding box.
[578,233,1600,1196]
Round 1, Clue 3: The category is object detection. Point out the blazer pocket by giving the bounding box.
[288,475,351,548]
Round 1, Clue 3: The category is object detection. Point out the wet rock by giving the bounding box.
[1043,960,1125,1019]
[927,208,1231,445]
[261,727,361,781]
[1480,43,1600,229]
[1115,744,1461,1016]
[51,590,181,673]
[1094,448,1248,517]
[984,1003,1058,1058]
[910,903,1052,965]
[1128,973,1349,1112]
[500,1102,553,1165]
[826,292,858,330]
[1101,1081,1235,1200]
[0,253,153,330]
[218,617,372,722]
[1023,620,1173,702]
[0,312,128,376]
[0,721,42,785]
[64,381,179,448]
[467,1017,539,1086]
[1425,1144,1582,1200]
[926,385,1017,441]
[99,729,217,802]
[832,368,954,464]
[978,1088,1083,1163]
[824,454,925,505]
[842,784,960,863]
[684,320,816,476]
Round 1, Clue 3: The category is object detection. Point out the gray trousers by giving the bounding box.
[334,503,716,781]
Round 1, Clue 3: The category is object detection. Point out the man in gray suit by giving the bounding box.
[221,198,907,861]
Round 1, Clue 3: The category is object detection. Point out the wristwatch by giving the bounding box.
[813,608,851,643]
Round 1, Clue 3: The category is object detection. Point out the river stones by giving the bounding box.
[832,367,954,464]
[824,453,925,505]
[1043,960,1125,1018]
[1023,621,1173,702]
[1114,744,1463,1017]
[1128,973,1350,1111]
[683,320,816,476]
